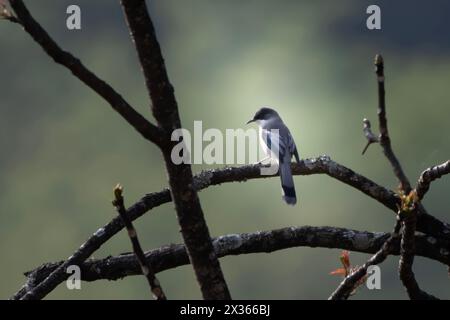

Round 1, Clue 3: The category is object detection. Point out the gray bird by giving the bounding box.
[247,107,300,205]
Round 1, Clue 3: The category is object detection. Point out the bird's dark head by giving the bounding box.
[246,107,279,124]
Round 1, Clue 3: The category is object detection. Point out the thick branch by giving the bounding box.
[12,157,450,299]
[120,0,230,299]
[416,160,450,201]
[398,208,438,300]
[112,184,166,300]
[8,0,162,146]
[20,226,450,290]
[374,54,411,192]
[120,0,180,133]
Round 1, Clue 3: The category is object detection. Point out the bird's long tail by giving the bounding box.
[279,157,297,205]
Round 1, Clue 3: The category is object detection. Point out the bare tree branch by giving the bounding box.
[329,219,402,300]
[11,157,450,300]
[363,55,439,300]
[120,0,230,299]
[4,3,449,299]
[7,0,163,146]
[112,184,166,300]
[373,54,412,192]
[398,205,438,300]
[416,160,450,201]
[17,225,450,295]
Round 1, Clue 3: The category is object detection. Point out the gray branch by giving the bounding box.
[20,226,450,288]
[11,156,450,299]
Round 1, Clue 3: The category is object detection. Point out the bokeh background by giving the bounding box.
[1,0,449,299]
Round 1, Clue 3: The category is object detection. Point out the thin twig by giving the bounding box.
[112,184,166,300]
[416,160,450,201]
[370,54,437,299]
[329,219,402,300]
[7,0,162,146]
[374,54,412,192]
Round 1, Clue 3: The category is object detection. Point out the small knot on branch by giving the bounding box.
[374,54,384,79]
[0,1,19,23]
[362,118,379,155]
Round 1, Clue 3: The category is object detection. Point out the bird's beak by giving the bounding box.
[246,119,255,125]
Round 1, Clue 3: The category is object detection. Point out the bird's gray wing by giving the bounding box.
[262,127,298,160]
[262,127,298,205]
[290,134,300,163]
[280,127,299,162]
[261,128,286,159]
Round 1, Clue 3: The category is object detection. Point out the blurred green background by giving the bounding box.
[1,0,449,299]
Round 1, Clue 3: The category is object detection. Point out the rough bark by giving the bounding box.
[17,226,450,290]
[120,0,230,300]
